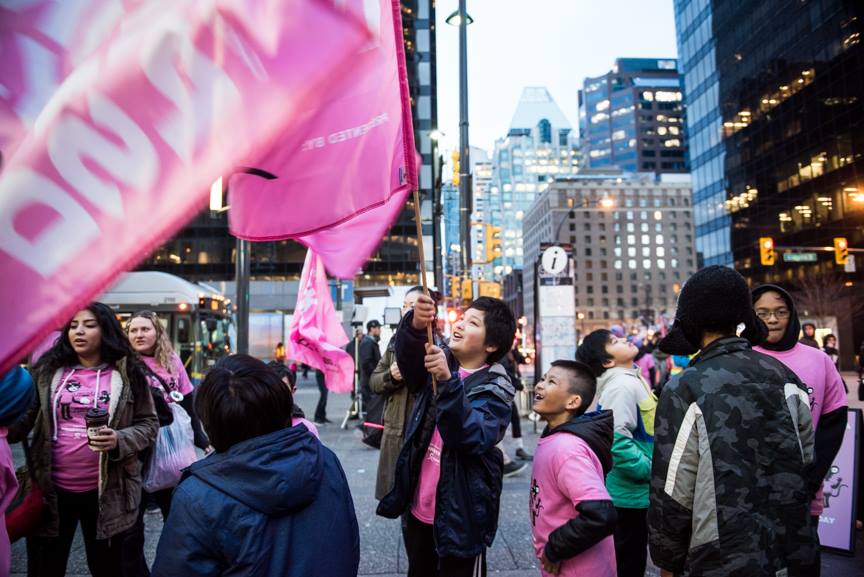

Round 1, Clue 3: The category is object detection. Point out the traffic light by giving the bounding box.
[834,237,849,265]
[451,150,460,186]
[449,275,461,298]
[461,277,473,302]
[485,225,502,263]
[759,237,775,266]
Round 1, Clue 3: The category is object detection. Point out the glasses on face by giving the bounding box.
[755,308,790,320]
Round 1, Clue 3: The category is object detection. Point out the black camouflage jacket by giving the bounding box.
[648,337,816,577]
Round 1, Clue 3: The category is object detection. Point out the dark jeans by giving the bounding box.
[315,371,329,422]
[137,488,173,522]
[403,513,486,577]
[26,489,149,577]
[800,515,821,577]
[613,506,648,577]
[510,402,522,439]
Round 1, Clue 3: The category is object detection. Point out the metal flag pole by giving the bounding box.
[412,189,437,395]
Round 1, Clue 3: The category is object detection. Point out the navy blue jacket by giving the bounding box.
[376,312,515,558]
[152,425,359,577]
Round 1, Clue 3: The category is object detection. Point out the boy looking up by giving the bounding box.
[576,330,657,577]
[377,294,516,577]
[530,360,617,577]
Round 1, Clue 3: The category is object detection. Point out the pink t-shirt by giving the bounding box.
[410,365,486,524]
[1,428,18,577]
[292,417,320,439]
[754,343,849,515]
[52,367,112,492]
[140,353,193,404]
[530,432,617,577]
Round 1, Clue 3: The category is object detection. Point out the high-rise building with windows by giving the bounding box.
[522,173,696,338]
[579,58,688,174]
[489,87,580,276]
[674,0,864,365]
[141,1,438,290]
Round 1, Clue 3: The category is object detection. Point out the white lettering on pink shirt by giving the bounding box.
[52,366,111,492]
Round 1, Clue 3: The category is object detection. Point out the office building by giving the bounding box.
[580,58,688,174]
[674,0,864,364]
[489,87,581,275]
[523,173,696,337]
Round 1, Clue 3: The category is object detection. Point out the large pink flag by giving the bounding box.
[0,0,372,373]
[227,0,417,278]
[288,250,354,393]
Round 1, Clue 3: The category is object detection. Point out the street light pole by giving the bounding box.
[457,0,471,276]
[236,237,251,354]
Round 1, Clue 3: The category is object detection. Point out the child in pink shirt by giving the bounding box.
[752,286,849,518]
[530,360,617,577]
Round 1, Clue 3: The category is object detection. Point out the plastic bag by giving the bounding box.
[143,403,197,492]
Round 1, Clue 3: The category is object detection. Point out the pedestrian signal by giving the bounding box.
[834,237,849,265]
[759,237,775,266]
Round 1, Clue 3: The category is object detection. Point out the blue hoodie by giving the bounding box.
[152,425,359,577]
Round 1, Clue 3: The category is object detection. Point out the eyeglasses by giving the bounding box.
[755,309,790,320]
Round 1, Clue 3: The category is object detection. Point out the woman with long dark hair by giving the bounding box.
[126,310,208,522]
[9,302,158,577]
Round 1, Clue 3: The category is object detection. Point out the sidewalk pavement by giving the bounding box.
[9,372,864,576]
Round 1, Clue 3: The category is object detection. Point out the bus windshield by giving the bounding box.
[199,314,232,368]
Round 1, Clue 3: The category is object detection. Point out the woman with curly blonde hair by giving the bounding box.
[126,311,208,522]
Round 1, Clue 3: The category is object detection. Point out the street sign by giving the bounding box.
[541,246,568,275]
[782,252,818,263]
[845,254,856,273]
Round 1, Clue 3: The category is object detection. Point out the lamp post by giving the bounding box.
[210,176,250,354]
[446,3,473,276]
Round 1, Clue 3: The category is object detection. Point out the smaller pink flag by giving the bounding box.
[288,250,354,393]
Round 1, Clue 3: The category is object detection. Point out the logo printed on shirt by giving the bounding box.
[530,477,543,527]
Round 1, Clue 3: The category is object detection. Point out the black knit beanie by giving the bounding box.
[659,265,768,355]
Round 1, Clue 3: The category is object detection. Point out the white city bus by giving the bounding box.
[100,271,234,383]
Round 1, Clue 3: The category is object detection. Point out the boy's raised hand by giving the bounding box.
[410,293,437,330]
[424,343,451,382]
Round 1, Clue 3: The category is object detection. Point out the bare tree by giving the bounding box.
[792,273,864,319]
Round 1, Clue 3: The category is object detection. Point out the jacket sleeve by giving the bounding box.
[370,346,403,395]
[6,379,40,444]
[647,383,698,574]
[435,372,512,455]
[807,406,847,496]
[602,382,651,482]
[151,483,223,577]
[545,500,617,563]
[360,338,380,378]
[394,311,431,394]
[112,365,159,461]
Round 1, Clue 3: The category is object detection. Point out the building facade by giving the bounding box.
[674,0,864,366]
[489,87,581,276]
[523,173,696,338]
[579,58,688,175]
[141,0,438,290]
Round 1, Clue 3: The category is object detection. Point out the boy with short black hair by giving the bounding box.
[576,329,656,577]
[530,360,617,577]
[377,295,516,577]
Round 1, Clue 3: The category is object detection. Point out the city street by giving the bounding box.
[9,372,864,576]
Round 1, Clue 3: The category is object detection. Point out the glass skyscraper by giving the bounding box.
[490,87,580,275]
[579,58,688,175]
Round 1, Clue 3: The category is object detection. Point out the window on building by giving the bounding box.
[585,247,592,256]
[587,273,594,281]
[538,118,552,144]
[617,285,623,293]
[628,259,637,269]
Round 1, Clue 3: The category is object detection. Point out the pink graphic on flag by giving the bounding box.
[288,250,354,393]
[228,0,417,279]
[0,0,373,373]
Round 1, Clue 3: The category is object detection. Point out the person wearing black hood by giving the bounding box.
[753,285,848,577]
[530,360,617,577]
[648,266,817,577]
[800,322,820,349]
